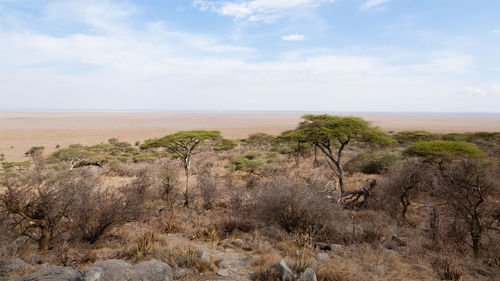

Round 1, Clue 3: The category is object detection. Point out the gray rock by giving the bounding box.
[84,259,132,281]
[83,259,173,281]
[13,266,83,281]
[274,260,295,281]
[0,258,25,276]
[200,251,211,263]
[231,239,243,248]
[217,269,230,277]
[316,252,329,263]
[237,255,255,267]
[172,267,187,280]
[297,268,317,281]
[132,259,173,281]
[329,244,343,254]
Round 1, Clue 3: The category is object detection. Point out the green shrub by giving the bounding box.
[403,140,485,161]
[345,152,400,174]
[393,130,442,145]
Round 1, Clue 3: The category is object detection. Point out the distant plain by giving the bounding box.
[1,112,500,161]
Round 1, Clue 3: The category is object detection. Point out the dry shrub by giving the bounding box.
[432,257,464,281]
[197,172,219,209]
[154,160,179,204]
[131,231,155,257]
[252,179,346,240]
[70,186,141,244]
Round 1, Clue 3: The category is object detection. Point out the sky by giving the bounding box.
[0,0,499,112]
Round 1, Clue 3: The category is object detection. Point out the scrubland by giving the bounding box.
[1,115,499,281]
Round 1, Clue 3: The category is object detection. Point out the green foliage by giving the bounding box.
[25,146,45,157]
[297,115,393,148]
[141,130,223,151]
[213,138,238,151]
[273,130,312,158]
[1,160,31,170]
[132,153,158,163]
[393,130,442,144]
[241,133,275,148]
[227,151,279,176]
[403,140,485,161]
[345,152,401,174]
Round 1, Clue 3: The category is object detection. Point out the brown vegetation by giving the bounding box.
[1,115,499,280]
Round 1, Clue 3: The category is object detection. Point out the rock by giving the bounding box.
[83,259,173,281]
[274,260,295,281]
[84,259,131,281]
[172,267,187,280]
[237,255,255,267]
[217,269,230,277]
[132,259,173,281]
[0,258,25,276]
[316,252,329,263]
[13,266,83,281]
[391,235,407,247]
[329,244,343,254]
[297,268,317,281]
[200,251,211,263]
[231,239,243,248]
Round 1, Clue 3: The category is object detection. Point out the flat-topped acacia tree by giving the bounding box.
[141,130,227,207]
[292,114,392,193]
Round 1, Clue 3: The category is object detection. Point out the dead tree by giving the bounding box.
[342,179,377,207]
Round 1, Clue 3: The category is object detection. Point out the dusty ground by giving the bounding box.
[1,111,500,161]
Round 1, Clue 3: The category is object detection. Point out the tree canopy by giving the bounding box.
[289,114,392,192]
[403,140,485,161]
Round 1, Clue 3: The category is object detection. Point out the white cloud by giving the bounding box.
[465,84,500,96]
[282,33,305,41]
[1,0,498,113]
[193,0,334,22]
[359,0,390,11]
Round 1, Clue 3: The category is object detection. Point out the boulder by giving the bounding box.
[0,258,25,276]
[132,260,173,281]
[274,260,295,281]
[83,259,173,281]
[200,251,211,263]
[13,266,83,281]
[297,268,317,281]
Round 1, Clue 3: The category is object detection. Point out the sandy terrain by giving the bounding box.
[1,112,499,161]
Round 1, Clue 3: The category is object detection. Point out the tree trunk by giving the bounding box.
[39,224,51,251]
[472,232,481,257]
[337,162,345,194]
[183,155,191,207]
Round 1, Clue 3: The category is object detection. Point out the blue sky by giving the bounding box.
[0,0,499,112]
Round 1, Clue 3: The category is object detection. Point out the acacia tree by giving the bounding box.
[403,140,485,169]
[141,130,227,206]
[292,115,392,193]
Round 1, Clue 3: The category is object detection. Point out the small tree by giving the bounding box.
[241,133,275,150]
[292,115,392,193]
[438,158,498,257]
[404,141,484,163]
[141,130,227,206]
[0,168,85,250]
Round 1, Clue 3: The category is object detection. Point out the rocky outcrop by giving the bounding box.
[13,266,83,281]
[13,259,172,281]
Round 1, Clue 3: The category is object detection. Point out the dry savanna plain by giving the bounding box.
[1,111,500,281]
[2,112,500,161]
